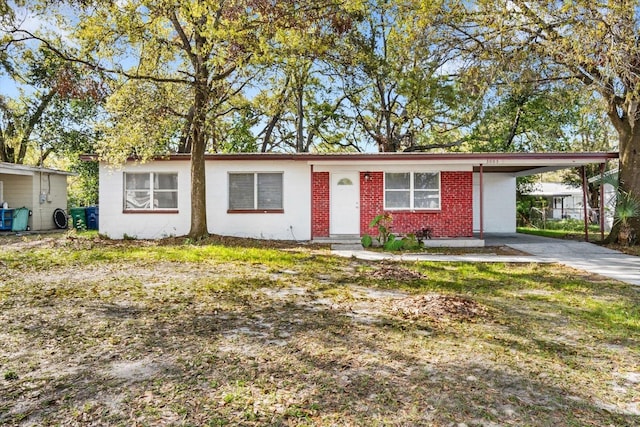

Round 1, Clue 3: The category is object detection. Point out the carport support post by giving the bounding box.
[600,162,605,241]
[581,166,589,242]
[479,163,484,240]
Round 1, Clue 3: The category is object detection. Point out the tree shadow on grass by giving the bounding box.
[2,289,639,426]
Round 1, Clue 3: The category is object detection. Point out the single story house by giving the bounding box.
[522,182,587,220]
[588,168,619,232]
[0,162,72,231]
[96,152,617,241]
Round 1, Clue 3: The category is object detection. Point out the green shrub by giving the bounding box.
[401,234,422,250]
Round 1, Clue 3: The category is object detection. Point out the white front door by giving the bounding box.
[330,172,360,235]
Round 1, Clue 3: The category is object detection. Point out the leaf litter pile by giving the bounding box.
[371,261,490,323]
[390,294,490,323]
[370,260,426,281]
[0,233,639,426]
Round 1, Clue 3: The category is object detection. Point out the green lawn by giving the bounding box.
[517,226,605,241]
[0,233,639,426]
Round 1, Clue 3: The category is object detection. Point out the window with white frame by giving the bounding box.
[124,172,178,210]
[228,172,283,211]
[384,172,440,210]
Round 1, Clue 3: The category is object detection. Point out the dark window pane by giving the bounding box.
[155,192,178,209]
[229,173,255,209]
[155,173,178,190]
[125,173,149,190]
[258,173,283,209]
[415,172,438,190]
[385,191,410,208]
[385,173,410,190]
[414,191,440,209]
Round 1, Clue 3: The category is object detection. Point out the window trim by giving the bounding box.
[383,171,441,211]
[227,171,284,214]
[123,172,179,213]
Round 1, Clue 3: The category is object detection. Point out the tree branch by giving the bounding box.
[403,138,467,152]
[11,29,192,84]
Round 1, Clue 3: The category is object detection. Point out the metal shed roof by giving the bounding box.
[0,162,74,176]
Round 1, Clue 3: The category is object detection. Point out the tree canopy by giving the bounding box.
[3,0,632,240]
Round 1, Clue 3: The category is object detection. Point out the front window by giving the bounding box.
[228,172,283,211]
[124,172,178,210]
[384,172,440,210]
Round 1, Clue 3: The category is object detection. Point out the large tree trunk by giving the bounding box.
[618,131,640,197]
[188,69,209,239]
[617,128,640,242]
[189,135,208,240]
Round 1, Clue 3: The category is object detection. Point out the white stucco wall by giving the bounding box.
[473,173,516,233]
[99,161,191,239]
[206,160,311,240]
[99,159,311,240]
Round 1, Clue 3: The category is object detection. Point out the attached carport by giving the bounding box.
[471,152,618,240]
[0,162,72,231]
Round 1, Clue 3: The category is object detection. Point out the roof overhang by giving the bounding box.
[0,162,74,176]
[84,151,618,176]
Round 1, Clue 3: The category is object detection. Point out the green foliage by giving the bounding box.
[361,234,373,248]
[67,160,98,208]
[517,227,602,241]
[0,44,104,165]
[341,0,473,152]
[614,190,640,245]
[96,80,187,164]
[367,217,423,251]
[400,234,422,250]
[614,191,640,226]
[369,213,393,245]
[382,234,423,251]
[382,234,403,251]
[4,370,18,381]
[543,219,592,232]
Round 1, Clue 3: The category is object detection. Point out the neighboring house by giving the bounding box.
[588,169,618,232]
[0,162,72,231]
[96,152,617,241]
[523,182,588,220]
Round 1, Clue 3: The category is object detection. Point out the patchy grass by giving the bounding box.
[517,227,605,242]
[1,233,639,426]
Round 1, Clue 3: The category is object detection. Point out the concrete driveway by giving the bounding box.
[332,233,640,286]
[485,233,640,286]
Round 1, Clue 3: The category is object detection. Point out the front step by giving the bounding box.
[312,234,362,244]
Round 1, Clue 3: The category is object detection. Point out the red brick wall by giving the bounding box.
[360,171,473,238]
[311,172,330,237]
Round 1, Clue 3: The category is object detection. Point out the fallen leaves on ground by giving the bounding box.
[371,261,426,281]
[389,294,490,323]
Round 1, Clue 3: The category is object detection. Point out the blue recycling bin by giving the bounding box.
[0,208,13,231]
[86,206,99,230]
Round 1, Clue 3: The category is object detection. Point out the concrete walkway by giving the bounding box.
[332,233,640,286]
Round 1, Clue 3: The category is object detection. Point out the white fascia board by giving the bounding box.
[311,161,473,172]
